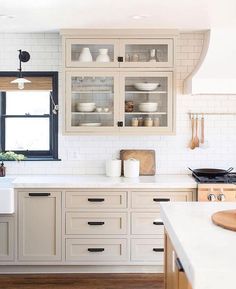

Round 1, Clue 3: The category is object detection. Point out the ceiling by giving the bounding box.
[0,0,235,33]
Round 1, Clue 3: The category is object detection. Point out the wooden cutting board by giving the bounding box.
[212,210,236,231]
[120,149,156,176]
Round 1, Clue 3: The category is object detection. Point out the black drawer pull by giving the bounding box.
[153,221,164,225]
[88,221,105,226]
[153,198,170,202]
[88,198,105,202]
[175,257,184,272]
[88,248,105,252]
[29,193,51,197]
[153,248,164,252]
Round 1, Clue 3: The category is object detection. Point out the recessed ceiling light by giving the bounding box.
[131,14,151,20]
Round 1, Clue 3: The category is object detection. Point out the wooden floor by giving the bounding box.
[0,273,164,289]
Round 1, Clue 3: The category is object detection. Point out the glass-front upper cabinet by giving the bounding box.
[119,39,173,68]
[66,39,119,68]
[65,72,119,133]
[120,72,174,133]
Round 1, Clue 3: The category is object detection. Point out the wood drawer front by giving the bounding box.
[65,191,127,209]
[131,191,191,209]
[131,213,164,235]
[66,212,127,235]
[66,238,128,261]
[131,239,164,262]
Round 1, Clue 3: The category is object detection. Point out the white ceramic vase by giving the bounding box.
[78,47,93,62]
[96,48,110,62]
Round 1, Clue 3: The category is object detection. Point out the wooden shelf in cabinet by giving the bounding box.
[125,90,167,94]
[125,112,167,115]
[72,90,113,94]
[72,112,113,115]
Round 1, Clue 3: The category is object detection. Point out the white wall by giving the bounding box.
[1,32,236,175]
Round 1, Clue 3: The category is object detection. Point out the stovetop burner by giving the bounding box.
[192,173,236,183]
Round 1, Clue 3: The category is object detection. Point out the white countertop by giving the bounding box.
[10,174,196,189]
[160,202,236,289]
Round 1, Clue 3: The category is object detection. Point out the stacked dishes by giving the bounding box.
[134,83,159,91]
[77,102,96,112]
[138,102,158,112]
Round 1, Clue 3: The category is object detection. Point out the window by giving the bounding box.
[0,72,58,160]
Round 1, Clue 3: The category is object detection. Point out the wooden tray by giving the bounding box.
[120,149,156,176]
[212,210,236,231]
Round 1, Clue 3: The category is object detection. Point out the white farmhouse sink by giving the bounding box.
[0,178,15,214]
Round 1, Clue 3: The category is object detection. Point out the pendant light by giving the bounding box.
[11,50,31,89]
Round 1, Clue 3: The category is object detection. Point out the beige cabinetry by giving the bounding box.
[0,187,194,272]
[66,212,127,235]
[61,29,177,135]
[18,191,62,261]
[165,232,192,289]
[64,34,174,69]
[64,189,129,263]
[0,217,14,261]
[66,239,127,261]
[131,189,193,266]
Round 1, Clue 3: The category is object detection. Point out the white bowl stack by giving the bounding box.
[138,102,158,112]
[76,102,96,112]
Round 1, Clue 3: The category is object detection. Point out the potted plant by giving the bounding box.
[0,151,26,177]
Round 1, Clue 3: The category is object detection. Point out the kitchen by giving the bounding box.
[0,0,236,289]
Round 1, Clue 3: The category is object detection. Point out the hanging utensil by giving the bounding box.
[193,115,199,148]
[200,115,204,144]
[189,115,195,150]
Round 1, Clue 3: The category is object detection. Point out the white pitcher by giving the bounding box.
[96,48,110,62]
[78,47,93,62]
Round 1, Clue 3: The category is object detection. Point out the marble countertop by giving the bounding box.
[9,174,197,189]
[160,202,236,289]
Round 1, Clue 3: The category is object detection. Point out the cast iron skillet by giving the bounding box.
[188,167,234,177]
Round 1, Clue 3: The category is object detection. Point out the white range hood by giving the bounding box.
[184,28,236,94]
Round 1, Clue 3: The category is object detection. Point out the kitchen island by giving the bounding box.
[160,202,236,289]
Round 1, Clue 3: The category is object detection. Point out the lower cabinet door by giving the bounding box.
[18,191,62,261]
[131,239,164,262]
[0,217,14,261]
[66,239,128,261]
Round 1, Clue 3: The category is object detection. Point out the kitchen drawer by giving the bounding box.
[131,191,191,209]
[66,212,127,235]
[131,238,164,262]
[65,191,127,209]
[66,238,128,261]
[131,212,164,235]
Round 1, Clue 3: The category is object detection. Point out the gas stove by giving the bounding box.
[192,173,236,184]
[192,173,236,202]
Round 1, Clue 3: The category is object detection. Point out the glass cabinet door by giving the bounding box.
[65,72,119,133]
[120,72,173,133]
[120,39,173,68]
[66,39,119,68]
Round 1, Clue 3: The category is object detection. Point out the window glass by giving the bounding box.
[5,118,50,151]
[6,91,50,115]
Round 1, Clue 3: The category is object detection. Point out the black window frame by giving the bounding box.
[0,71,59,160]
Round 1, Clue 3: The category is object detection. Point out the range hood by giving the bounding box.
[184,28,236,94]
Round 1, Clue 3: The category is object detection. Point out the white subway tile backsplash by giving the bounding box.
[1,31,236,175]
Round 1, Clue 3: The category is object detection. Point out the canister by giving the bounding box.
[124,158,140,178]
[105,159,122,177]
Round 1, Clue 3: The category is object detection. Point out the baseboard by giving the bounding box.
[0,265,164,274]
